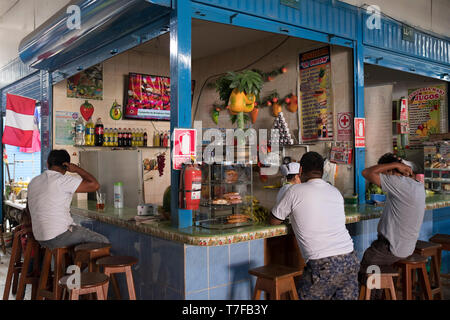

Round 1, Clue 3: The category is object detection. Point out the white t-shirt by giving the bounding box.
[28,170,82,241]
[272,178,354,261]
[276,183,293,205]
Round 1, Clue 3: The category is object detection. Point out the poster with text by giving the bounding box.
[408,85,446,144]
[299,46,333,142]
[55,111,78,145]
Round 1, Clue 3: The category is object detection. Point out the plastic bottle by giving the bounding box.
[113,128,118,147]
[143,130,148,147]
[127,128,132,147]
[95,118,104,146]
[114,182,124,209]
[139,129,143,146]
[132,129,137,147]
[75,117,85,146]
[85,118,95,146]
[103,128,109,147]
[160,132,164,147]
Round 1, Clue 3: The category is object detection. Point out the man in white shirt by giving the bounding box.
[27,149,109,249]
[276,161,301,205]
[270,152,359,300]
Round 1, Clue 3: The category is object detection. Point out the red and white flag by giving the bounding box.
[2,94,37,148]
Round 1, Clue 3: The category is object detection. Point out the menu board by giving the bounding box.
[299,46,333,142]
[55,111,78,145]
[408,85,447,145]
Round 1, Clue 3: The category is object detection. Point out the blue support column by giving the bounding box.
[40,71,53,172]
[170,0,193,228]
[354,10,366,204]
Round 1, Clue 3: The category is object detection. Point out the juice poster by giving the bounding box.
[408,85,446,140]
[299,46,333,142]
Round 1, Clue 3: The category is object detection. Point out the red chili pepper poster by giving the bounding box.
[299,46,333,142]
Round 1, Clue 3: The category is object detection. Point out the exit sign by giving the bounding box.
[402,26,415,42]
[281,0,300,9]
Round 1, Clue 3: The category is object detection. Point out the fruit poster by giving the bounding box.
[408,85,446,140]
[67,64,103,100]
[299,46,333,142]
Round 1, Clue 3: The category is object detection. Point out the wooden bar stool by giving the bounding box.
[36,246,73,300]
[59,272,109,300]
[96,256,138,300]
[414,240,442,299]
[3,226,30,300]
[429,234,450,280]
[74,243,112,272]
[395,253,432,300]
[248,264,303,300]
[15,231,41,300]
[359,266,399,300]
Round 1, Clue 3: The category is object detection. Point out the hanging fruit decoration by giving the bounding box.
[250,103,259,124]
[258,90,298,116]
[215,70,263,129]
[80,100,94,121]
[287,94,298,113]
[109,100,123,120]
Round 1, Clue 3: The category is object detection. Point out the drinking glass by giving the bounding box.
[96,192,106,211]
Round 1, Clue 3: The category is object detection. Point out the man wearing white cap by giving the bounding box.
[359,153,426,297]
[276,161,301,205]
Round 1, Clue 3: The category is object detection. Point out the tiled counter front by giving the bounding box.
[71,213,264,300]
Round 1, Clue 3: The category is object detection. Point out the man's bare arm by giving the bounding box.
[362,162,413,187]
[63,162,100,193]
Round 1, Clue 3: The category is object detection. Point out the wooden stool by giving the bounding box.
[395,253,432,300]
[59,272,109,300]
[0,224,6,255]
[359,266,399,300]
[248,264,303,300]
[414,240,442,300]
[429,234,450,280]
[96,256,138,300]
[15,231,41,300]
[74,243,111,272]
[2,226,35,300]
[36,246,73,300]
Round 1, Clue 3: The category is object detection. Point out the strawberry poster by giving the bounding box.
[408,85,446,142]
[67,64,103,100]
[299,46,333,142]
[125,73,171,121]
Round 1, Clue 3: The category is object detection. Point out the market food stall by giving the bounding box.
[1,0,449,300]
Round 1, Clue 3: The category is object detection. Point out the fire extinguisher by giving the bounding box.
[179,163,202,210]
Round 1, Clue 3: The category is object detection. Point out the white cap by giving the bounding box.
[402,159,418,173]
[280,162,300,176]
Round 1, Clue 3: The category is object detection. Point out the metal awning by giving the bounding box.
[18,0,172,71]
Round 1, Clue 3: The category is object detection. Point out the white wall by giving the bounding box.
[340,0,450,37]
[0,0,70,68]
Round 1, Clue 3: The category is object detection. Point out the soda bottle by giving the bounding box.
[160,132,164,147]
[85,118,95,146]
[143,130,148,147]
[132,129,136,147]
[118,129,123,147]
[75,116,85,146]
[127,129,132,147]
[163,132,169,147]
[103,128,108,147]
[95,118,104,146]
[113,128,118,147]
[138,129,143,146]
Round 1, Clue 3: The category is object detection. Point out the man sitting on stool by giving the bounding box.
[27,149,109,249]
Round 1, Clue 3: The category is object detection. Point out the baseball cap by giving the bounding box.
[280,162,300,176]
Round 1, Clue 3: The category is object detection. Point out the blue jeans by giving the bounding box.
[38,225,110,249]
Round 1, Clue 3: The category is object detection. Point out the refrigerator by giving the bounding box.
[79,150,144,208]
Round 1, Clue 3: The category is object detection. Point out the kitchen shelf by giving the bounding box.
[424,167,450,171]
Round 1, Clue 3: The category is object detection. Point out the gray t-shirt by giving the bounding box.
[378,174,426,258]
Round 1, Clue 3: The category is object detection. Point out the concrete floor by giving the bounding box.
[0,248,449,300]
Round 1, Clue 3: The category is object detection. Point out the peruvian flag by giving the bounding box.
[2,94,37,148]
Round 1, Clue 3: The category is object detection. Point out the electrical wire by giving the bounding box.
[191,36,291,124]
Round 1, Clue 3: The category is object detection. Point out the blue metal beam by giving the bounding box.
[354,9,366,204]
[40,71,53,172]
[170,0,193,229]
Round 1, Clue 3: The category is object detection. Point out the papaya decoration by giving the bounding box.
[250,107,259,124]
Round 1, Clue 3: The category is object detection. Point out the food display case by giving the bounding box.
[424,141,450,193]
[195,163,254,229]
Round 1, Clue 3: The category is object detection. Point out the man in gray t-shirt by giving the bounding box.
[359,153,426,288]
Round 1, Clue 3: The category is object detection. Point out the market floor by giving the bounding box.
[0,249,449,300]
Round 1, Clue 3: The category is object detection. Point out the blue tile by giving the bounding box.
[139,284,153,300]
[209,285,229,300]
[186,245,208,293]
[229,279,252,300]
[209,245,229,287]
[152,283,166,300]
[249,239,264,269]
[157,239,184,291]
[229,242,250,282]
[186,289,208,300]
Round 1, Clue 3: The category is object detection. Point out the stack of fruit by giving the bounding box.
[270,112,294,147]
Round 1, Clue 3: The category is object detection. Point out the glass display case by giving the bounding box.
[424,141,450,193]
[195,163,254,229]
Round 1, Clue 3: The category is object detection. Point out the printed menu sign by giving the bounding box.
[408,85,446,145]
[299,46,333,142]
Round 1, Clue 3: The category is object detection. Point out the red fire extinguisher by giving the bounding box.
[179,163,202,210]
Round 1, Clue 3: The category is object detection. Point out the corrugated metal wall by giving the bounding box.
[194,0,358,40]
[0,57,36,89]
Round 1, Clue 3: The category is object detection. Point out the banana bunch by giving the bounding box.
[241,196,270,223]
